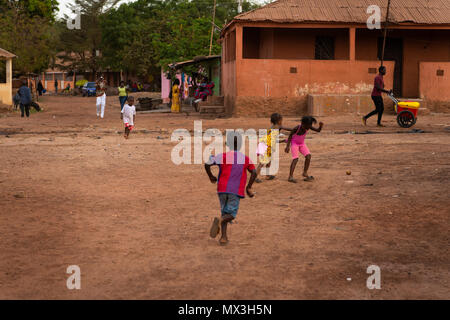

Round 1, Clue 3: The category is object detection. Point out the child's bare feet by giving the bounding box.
[219,237,228,245]
[209,217,220,238]
[255,178,262,183]
[266,175,276,180]
[288,176,297,183]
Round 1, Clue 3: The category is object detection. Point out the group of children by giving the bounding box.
[205,113,324,245]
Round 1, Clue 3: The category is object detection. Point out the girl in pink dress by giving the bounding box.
[285,116,323,182]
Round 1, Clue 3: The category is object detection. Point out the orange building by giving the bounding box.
[0,48,15,106]
[220,0,450,116]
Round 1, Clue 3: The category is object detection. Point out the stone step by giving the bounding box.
[199,105,225,114]
[198,95,225,107]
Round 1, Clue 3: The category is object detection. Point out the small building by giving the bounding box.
[0,48,16,106]
[220,0,450,116]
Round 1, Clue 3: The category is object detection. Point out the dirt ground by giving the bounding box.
[0,95,449,300]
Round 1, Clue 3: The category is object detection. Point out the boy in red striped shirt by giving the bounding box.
[205,132,257,245]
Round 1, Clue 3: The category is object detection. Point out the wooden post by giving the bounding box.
[6,58,13,105]
[381,0,392,66]
[209,0,217,56]
[349,27,356,61]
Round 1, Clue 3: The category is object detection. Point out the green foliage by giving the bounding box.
[100,0,260,78]
[1,0,260,79]
[2,0,59,21]
[0,3,58,75]
[56,0,121,74]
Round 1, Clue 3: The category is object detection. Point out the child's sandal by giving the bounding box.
[209,217,220,238]
[303,176,314,182]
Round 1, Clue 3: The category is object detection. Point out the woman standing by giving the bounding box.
[171,79,181,113]
[37,81,44,96]
[118,81,128,111]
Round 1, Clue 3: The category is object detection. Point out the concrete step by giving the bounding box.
[198,95,224,107]
[199,105,225,114]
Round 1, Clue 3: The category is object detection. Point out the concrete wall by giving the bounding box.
[222,26,238,114]
[356,29,450,98]
[233,59,394,116]
[0,58,12,106]
[419,62,450,112]
[308,94,394,116]
[243,27,349,60]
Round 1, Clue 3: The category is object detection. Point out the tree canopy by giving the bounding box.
[0,0,59,75]
[2,0,260,81]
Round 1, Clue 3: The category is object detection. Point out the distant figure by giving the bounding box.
[37,81,44,96]
[13,92,20,110]
[132,82,138,92]
[194,77,214,102]
[54,79,58,94]
[171,79,180,113]
[17,81,32,118]
[118,80,128,111]
[96,76,107,118]
[362,65,392,127]
[121,96,136,139]
[137,82,143,92]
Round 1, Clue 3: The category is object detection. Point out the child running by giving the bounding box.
[255,113,289,183]
[121,96,136,139]
[205,132,257,246]
[285,116,323,182]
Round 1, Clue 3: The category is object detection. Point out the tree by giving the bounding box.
[99,0,260,80]
[1,0,59,21]
[0,1,58,75]
[56,0,120,75]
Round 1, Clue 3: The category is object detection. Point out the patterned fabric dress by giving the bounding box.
[257,129,279,165]
[171,84,180,112]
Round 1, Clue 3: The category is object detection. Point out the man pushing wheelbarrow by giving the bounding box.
[362,65,392,127]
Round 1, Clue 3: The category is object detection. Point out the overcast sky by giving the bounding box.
[57,0,268,18]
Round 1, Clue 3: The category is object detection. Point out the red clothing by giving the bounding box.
[371,74,384,97]
[209,151,255,198]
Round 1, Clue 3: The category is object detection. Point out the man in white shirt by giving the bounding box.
[96,76,107,118]
[121,96,136,139]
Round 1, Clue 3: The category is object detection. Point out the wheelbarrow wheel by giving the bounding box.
[397,110,416,128]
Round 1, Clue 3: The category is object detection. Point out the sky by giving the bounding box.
[57,0,131,18]
[57,0,268,18]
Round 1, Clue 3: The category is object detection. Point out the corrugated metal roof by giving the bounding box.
[0,48,16,58]
[234,0,450,25]
[169,55,221,69]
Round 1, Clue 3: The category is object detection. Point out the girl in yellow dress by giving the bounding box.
[171,79,181,113]
[255,113,290,183]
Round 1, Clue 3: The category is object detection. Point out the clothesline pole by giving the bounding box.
[209,0,217,56]
[380,0,392,66]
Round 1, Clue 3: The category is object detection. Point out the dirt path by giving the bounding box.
[0,95,449,299]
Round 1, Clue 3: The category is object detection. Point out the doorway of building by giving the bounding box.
[378,37,403,97]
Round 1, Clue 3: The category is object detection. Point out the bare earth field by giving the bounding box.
[0,95,449,299]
